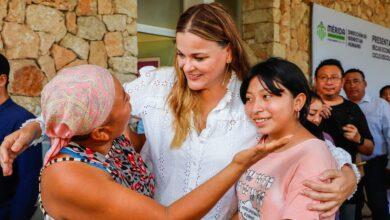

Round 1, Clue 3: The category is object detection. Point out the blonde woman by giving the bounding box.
[1,3,358,219]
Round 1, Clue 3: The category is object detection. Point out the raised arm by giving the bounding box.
[0,117,43,176]
[41,136,291,219]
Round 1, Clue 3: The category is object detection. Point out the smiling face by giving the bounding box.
[344,71,366,103]
[315,65,344,98]
[244,77,302,138]
[176,32,231,92]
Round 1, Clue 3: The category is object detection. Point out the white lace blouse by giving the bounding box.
[122,67,356,219]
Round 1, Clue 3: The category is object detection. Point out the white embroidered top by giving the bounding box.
[124,67,258,219]
[31,67,357,219]
[122,67,355,219]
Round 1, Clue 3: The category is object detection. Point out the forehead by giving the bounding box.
[317,65,342,76]
[247,77,285,93]
[345,72,363,80]
[176,32,221,52]
[310,99,323,108]
[248,77,264,91]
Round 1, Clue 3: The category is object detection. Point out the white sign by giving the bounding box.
[312,3,390,97]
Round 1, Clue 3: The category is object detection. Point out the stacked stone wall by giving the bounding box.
[0,0,138,114]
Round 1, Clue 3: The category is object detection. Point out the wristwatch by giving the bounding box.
[357,135,364,145]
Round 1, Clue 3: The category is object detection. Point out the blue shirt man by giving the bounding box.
[344,68,390,219]
[357,95,390,162]
[0,53,42,220]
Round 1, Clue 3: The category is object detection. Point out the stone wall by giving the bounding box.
[242,0,390,77]
[0,0,138,114]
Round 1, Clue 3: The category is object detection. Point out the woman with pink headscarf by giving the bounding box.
[38,65,289,219]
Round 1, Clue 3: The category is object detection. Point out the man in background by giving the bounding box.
[0,53,42,220]
[380,85,390,103]
[344,69,390,220]
[314,59,374,219]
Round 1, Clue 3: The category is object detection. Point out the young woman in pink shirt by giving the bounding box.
[235,58,336,220]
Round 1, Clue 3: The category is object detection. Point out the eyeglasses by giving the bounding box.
[317,76,342,82]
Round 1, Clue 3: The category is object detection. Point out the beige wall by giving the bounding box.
[242,0,390,77]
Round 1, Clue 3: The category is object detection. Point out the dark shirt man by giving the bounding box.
[314,59,374,219]
[0,53,42,220]
[321,98,373,163]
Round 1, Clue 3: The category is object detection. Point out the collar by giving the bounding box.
[360,94,371,104]
[0,97,14,111]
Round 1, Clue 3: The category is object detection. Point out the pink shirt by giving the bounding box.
[237,139,336,220]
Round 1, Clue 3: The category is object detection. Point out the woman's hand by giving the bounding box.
[233,135,292,169]
[301,166,357,217]
[0,122,41,176]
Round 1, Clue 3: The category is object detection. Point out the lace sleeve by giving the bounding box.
[123,67,175,118]
[20,114,46,147]
[325,139,360,199]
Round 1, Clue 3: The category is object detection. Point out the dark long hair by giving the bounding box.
[302,91,325,140]
[240,57,311,125]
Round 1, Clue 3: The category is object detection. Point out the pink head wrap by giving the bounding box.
[41,65,115,164]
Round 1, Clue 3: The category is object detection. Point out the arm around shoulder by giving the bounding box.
[326,140,360,184]
[283,143,336,219]
[0,118,43,175]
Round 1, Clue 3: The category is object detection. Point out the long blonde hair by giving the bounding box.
[168,3,250,148]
